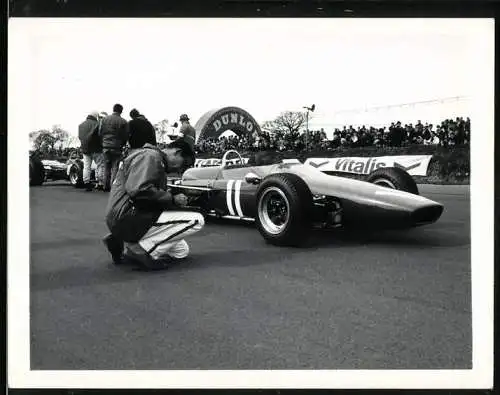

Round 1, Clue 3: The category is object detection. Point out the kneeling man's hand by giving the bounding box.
[173,193,188,207]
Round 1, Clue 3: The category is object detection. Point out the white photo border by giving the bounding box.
[7,17,495,389]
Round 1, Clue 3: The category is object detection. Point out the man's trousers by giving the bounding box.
[103,149,122,190]
[137,211,205,260]
[82,152,104,185]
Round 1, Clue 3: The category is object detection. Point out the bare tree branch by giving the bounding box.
[154,118,173,143]
[262,111,307,136]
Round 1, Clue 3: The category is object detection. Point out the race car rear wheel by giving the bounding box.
[366,167,419,195]
[29,157,45,186]
[69,165,84,188]
[255,173,313,246]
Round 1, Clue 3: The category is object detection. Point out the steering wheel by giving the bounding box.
[221,150,244,168]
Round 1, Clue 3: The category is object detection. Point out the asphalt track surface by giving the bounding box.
[30,182,471,370]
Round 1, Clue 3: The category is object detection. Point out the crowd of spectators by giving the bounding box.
[36,116,470,159]
[195,116,470,155]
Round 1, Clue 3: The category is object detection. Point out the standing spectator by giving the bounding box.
[78,111,103,191]
[455,117,466,145]
[406,124,415,143]
[331,132,341,148]
[350,131,359,146]
[414,120,423,143]
[100,104,128,191]
[177,114,196,171]
[392,121,405,147]
[93,112,109,190]
[128,108,157,149]
[437,125,447,147]
[178,114,196,152]
[422,124,432,145]
[341,126,348,138]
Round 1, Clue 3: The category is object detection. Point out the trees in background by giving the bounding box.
[261,111,307,138]
[29,125,76,157]
[154,119,178,144]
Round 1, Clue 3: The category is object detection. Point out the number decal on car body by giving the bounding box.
[226,180,235,216]
[226,180,244,217]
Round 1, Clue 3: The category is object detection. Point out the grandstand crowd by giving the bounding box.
[36,116,471,160]
[195,116,470,155]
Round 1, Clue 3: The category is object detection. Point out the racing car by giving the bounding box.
[29,150,97,187]
[169,150,444,246]
[41,159,69,182]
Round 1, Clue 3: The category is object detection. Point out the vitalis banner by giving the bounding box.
[194,158,249,167]
[193,155,433,176]
[304,155,433,176]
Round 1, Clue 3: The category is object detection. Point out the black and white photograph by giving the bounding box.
[7,12,494,390]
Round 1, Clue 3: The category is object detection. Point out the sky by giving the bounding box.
[9,18,484,140]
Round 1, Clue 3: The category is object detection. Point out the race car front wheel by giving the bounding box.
[366,167,419,195]
[255,173,313,247]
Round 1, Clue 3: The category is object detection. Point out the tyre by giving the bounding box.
[255,173,313,246]
[366,167,419,195]
[29,156,45,186]
[68,164,84,188]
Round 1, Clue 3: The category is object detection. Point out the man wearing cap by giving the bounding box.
[102,139,203,270]
[78,111,103,191]
[178,114,196,149]
[178,114,196,172]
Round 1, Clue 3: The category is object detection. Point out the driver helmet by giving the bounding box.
[179,114,190,122]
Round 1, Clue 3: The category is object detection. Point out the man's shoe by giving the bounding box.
[102,234,124,264]
[125,243,171,271]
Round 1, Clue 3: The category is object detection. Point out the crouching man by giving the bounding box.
[102,139,204,270]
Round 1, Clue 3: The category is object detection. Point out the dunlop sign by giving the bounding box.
[212,112,259,133]
[304,155,433,176]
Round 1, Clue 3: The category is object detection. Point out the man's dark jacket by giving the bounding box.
[128,115,157,149]
[100,113,128,151]
[105,144,175,242]
[78,115,101,154]
[179,122,196,151]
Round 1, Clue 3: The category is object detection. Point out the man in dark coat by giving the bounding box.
[127,108,157,149]
[78,111,103,191]
[177,113,197,172]
[178,114,196,150]
[100,103,128,191]
[102,139,202,270]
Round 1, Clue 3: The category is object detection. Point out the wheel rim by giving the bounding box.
[69,168,79,184]
[258,187,290,235]
[372,178,396,189]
